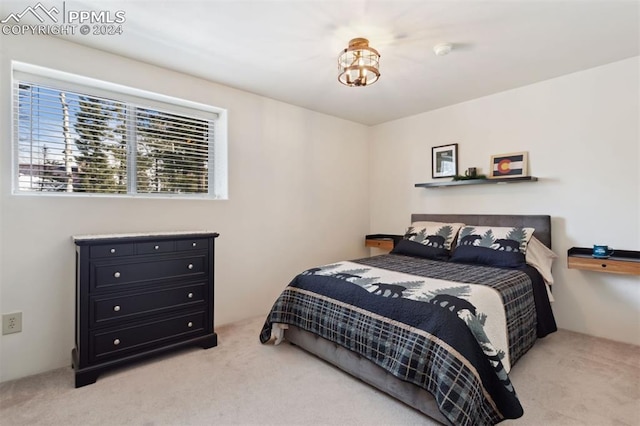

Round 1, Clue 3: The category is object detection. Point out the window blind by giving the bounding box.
[12,62,227,199]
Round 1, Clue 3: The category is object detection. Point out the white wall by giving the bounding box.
[0,36,370,382]
[370,57,640,346]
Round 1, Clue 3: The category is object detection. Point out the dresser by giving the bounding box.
[72,231,219,387]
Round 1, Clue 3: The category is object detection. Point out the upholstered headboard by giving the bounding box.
[410,214,552,249]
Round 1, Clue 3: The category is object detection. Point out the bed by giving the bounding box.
[260,214,557,425]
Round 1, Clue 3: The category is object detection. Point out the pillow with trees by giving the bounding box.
[450,226,535,268]
[403,221,465,250]
[455,226,535,253]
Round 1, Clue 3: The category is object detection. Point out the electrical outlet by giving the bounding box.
[2,312,22,335]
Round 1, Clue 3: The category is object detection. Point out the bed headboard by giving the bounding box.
[410,214,552,249]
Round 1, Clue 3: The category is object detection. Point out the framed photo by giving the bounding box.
[490,151,529,178]
[431,143,458,178]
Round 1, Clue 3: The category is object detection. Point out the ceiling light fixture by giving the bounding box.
[338,38,380,87]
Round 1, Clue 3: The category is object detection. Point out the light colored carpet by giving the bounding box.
[0,315,638,425]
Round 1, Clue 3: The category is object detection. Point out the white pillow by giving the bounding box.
[525,236,558,285]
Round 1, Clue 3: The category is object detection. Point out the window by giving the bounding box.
[12,62,228,199]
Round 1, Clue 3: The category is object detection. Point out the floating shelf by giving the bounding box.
[365,234,403,251]
[415,176,538,188]
[568,247,640,275]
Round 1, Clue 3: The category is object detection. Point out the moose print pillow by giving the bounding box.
[451,225,535,268]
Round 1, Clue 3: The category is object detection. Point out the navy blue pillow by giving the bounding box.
[450,245,526,268]
[391,239,450,261]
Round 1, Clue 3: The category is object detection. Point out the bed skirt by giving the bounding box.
[284,325,448,425]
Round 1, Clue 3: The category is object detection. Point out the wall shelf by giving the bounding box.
[365,234,403,251]
[567,247,640,276]
[415,176,538,188]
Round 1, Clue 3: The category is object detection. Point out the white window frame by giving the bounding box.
[11,61,228,199]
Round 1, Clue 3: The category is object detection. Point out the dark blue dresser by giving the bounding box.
[72,232,219,387]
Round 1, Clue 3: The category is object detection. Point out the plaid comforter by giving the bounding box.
[260,254,555,425]
[356,254,540,369]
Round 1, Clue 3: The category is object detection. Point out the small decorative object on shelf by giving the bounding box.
[567,247,640,275]
[490,151,529,179]
[592,244,615,258]
[452,174,488,181]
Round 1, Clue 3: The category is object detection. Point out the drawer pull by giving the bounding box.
[110,248,116,254]
[113,305,121,312]
[602,264,607,268]
[154,245,160,250]
[187,322,193,328]
[113,339,121,346]
[188,264,194,270]
[192,242,197,247]
[188,292,194,299]
[114,272,121,278]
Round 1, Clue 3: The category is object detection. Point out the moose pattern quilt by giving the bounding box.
[260,254,556,425]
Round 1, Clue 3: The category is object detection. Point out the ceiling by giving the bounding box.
[2,0,639,125]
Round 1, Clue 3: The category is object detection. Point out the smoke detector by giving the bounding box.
[433,43,453,56]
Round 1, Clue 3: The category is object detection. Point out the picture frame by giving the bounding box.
[490,151,529,178]
[431,143,458,178]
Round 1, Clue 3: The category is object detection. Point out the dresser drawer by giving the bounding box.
[92,283,206,325]
[92,311,206,361]
[176,238,209,252]
[93,255,206,290]
[90,243,135,258]
[136,240,175,255]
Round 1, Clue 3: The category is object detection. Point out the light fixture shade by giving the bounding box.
[338,38,380,87]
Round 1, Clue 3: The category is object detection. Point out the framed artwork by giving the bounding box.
[490,151,529,178]
[431,143,458,178]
